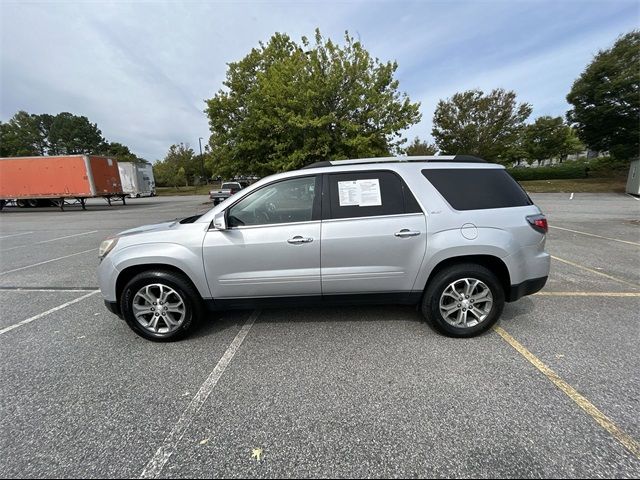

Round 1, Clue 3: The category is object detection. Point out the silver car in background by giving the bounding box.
[98,156,550,341]
[209,181,243,205]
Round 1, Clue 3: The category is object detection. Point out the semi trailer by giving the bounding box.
[0,155,127,210]
[117,162,156,198]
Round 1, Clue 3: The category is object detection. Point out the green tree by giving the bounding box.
[432,88,532,163]
[153,143,196,187]
[0,111,47,156]
[567,30,640,160]
[47,112,104,154]
[205,29,421,177]
[405,137,438,156]
[176,167,187,187]
[101,141,143,163]
[0,110,143,160]
[522,116,584,164]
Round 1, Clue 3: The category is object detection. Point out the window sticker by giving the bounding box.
[338,179,382,207]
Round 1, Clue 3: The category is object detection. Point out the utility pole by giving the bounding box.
[198,137,205,182]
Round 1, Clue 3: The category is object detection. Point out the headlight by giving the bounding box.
[99,237,119,258]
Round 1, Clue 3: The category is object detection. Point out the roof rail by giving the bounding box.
[301,155,486,169]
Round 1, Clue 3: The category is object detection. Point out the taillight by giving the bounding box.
[230,189,238,194]
[527,214,548,234]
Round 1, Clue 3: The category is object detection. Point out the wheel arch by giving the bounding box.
[115,264,204,305]
[422,254,511,301]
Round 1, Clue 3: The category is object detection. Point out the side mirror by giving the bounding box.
[213,210,227,230]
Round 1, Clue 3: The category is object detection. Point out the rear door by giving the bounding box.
[320,170,427,295]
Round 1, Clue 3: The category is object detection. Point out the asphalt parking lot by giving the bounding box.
[0,193,639,478]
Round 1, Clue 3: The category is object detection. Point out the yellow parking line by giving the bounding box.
[535,292,640,297]
[493,326,640,459]
[551,255,640,289]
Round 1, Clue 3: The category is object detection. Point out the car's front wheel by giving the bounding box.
[120,270,202,341]
[422,263,504,337]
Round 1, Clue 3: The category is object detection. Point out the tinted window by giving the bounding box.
[327,171,420,219]
[222,182,241,189]
[422,169,532,210]
[228,176,318,227]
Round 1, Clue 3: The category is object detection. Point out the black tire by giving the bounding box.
[120,270,203,342]
[421,263,505,338]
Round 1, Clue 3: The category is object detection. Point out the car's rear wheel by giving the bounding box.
[120,270,202,341]
[422,263,504,337]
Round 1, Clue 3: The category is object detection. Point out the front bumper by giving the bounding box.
[97,255,119,302]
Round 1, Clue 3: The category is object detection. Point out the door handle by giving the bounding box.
[394,229,421,238]
[287,236,314,244]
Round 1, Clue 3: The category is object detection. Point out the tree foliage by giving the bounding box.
[0,110,143,161]
[47,112,103,155]
[205,29,421,177]
[405,137,437,156]
[431,88,532,163]
[0,111,50,156]
[522,116,584,164]
[102,142,147,163]
[567,30,640,160]
[153,143,197,187]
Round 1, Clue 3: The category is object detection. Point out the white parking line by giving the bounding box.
[549,225,640,247]
[551,255,640,289]
[0,288,98,292]
[0,231,33,239]
[0,248,97,275]
[570,192,574,200]
[140,310,261,479]
[1,230,99,252]
[0,290,99,336]
[36,230,99,244]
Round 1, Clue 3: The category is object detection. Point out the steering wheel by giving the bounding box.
[266,202,277,214]
[255,210,270,224]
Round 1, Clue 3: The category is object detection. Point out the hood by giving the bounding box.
[118,220,178,237]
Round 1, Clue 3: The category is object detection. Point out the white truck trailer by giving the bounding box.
[117,162,156,198]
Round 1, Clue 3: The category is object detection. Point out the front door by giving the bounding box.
[203,175,322,299]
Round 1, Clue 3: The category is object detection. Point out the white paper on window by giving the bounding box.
[357,179,382,206]
[337,179,382,207]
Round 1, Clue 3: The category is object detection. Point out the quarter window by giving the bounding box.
[422,169,532,210]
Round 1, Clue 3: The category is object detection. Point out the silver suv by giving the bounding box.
[98,156,550,341]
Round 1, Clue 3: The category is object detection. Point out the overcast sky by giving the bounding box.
[1,0,638,162]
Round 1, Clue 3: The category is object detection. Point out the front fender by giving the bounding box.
[109,242,211,300]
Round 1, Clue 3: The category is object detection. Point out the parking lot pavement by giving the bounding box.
[0,193,639,478]
[161,305,638,479]
[0,290,90,329]
[0,295,249,478]
[501,296,640,441]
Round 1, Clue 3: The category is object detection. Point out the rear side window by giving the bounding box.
[422,169,532,210]
[326,171,422,219]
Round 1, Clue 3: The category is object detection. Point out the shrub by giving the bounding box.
[507,157,626,181]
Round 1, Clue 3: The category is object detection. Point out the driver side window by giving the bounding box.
[228,176,318,227]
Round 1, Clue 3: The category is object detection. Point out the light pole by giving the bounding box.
[198,137,205,182]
